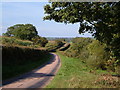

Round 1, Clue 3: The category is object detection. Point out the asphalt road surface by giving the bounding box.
[2,53,61,88]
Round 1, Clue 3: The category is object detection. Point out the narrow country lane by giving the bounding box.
[2,53,61,88]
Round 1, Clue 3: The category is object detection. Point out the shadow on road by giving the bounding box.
[2,53,56,86]
[26,54,60,88]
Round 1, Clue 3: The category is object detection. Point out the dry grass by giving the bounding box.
[94,74,120,88]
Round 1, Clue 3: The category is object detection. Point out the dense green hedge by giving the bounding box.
[45,40,64,52]
[32,36,48,47]
[63,37,119,72]
[2,45,50,80]
[86,40,110,70]
[58,43,70,51]
[3,46,48,65]
[64,37,93,58]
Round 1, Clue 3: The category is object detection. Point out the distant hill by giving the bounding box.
[45,37,94,43]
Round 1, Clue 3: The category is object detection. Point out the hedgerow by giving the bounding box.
[63,37,119,72]
[2,45,50,80]
[45,40,64,52]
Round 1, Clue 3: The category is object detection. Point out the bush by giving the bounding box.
[64,37,93,59]
[45,40,64,52]
[32,36,48,47]
[59,43,70,51]
[86,40,110,69]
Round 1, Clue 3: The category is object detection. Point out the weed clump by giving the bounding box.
[94,74,120,88]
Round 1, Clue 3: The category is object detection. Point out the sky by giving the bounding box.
[1,2,92,37]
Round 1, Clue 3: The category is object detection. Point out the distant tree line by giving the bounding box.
[46,37,73,42]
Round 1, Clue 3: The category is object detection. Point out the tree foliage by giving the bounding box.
[32,35,48,47]
[44,2,120,62]
[3,24,38,40]
[45,40,64,52]
[64,37,93,58]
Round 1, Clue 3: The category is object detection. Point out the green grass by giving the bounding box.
[46,52,119,88]
[3,53,52,80]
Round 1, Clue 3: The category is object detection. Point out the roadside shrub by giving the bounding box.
[87,40,110,69]
[32,36,48,47]
[64,37,93,59]
[45,40,64,52]
[63,37,116,70]
[59,43,70,51]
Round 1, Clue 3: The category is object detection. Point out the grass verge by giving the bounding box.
[46,52,119,88]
